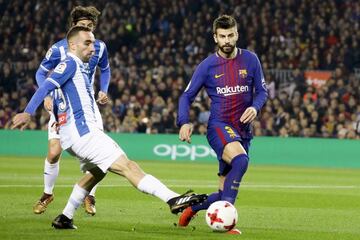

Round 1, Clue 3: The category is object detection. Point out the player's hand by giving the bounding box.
[11,113,31,131]
[96,91,109,105]
[179,123,193,144]
[240,107,257,123]
[44,96,53,112]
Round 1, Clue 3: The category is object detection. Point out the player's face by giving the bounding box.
[74,31,95,62]
[76,19,95,32]
[214,27,238,55]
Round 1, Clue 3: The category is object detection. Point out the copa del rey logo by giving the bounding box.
[216,84,249,96]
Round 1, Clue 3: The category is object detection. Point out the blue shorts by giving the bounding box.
[207,122,250,176]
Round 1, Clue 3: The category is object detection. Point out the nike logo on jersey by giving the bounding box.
[214,73,224,79]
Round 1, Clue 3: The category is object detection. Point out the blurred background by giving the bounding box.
[0,0,359,139]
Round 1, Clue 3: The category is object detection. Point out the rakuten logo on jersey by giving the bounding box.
[216,85,249,96]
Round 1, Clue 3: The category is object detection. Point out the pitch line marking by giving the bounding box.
[0,184,358,189]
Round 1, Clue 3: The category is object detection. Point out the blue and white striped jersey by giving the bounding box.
[26,53,100,149]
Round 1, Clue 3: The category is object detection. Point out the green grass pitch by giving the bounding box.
[0,156,359,240]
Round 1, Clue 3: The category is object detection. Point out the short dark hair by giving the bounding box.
[66,25,92,43]
[213,15,237,34]
[69,6,101,28]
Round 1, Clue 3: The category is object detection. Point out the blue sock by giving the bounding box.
[191,190,222,212]
[221,154,249,204]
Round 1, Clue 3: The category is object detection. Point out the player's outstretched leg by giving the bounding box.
[179,190,222,226]
[108,156,208,214]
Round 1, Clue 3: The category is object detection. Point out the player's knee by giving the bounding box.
[222,142,247,163]
[88,167,106,182]
[124,160,142,174]
[111,158,138,175]
[47,141,62,163]
[231,154,249,172]
[47,149,61,163]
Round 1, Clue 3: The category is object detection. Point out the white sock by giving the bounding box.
[89,183,98,196]
[43,159,59,195]
[137,174,178,202]
[62,184,89,219]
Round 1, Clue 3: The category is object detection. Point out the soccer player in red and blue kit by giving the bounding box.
[177,15,268,234]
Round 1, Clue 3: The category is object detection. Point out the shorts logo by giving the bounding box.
[54,62,67,74]
[58,113,67,126]
[45,48,53,60]
[239,69,248,78]
[225,126,236,138]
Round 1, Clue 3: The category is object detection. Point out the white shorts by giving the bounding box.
[48,112,60,140]
[68,130,125,173]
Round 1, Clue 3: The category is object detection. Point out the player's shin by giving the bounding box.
[137,174,178,202]
[62,184,89,219]
[221,154,249,204]
[43,158,59,195]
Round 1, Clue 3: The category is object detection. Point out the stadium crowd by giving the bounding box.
[0,0,359,139]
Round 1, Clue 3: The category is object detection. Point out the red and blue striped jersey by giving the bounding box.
[178,48,268,139]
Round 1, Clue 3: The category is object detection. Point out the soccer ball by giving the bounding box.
[205,201,238,232]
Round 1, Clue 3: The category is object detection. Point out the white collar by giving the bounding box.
[67,52,85,66]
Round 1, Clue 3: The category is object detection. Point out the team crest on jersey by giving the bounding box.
[239,69,248,78]
[54,62,67,74]
[225,126,237,138]
[45,48,53,60]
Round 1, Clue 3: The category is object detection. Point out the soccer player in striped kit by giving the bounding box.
[177,15,268,234]
[33,6,109,215]
[12,26,207,229]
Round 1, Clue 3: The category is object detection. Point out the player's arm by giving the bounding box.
[35,45,61,111]
[12,60,76,130]
[240,54,268,123]
[35,45,61,87]
[97,41,110,105]
[177,62,207,143]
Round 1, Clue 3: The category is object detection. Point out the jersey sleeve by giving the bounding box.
[177,61,208,126]
[46,60,76,87]
[251,53,268,112]
[97,41,110,93]
[35,45,61,87]
[24,60,76,115]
